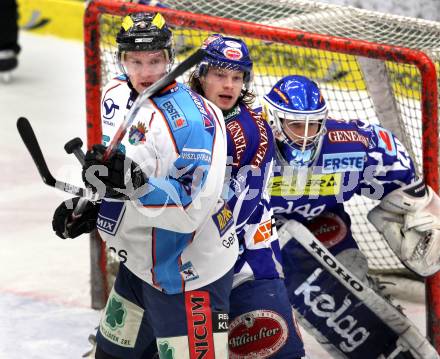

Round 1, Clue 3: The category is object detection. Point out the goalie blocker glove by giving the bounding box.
[82,144,147,200]
[368,179,440,277]
[52,197,99,239]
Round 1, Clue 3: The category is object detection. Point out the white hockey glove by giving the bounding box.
[367,179,440,276]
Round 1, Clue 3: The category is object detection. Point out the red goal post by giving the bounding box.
[84,0,439,349]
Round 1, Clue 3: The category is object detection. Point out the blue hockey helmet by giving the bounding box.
[263,75,328,165]
[196,34,253,89]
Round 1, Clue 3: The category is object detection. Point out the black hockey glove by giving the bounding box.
[52,197,99,239]
[81,144,147,200]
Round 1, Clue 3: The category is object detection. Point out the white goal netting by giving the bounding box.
[85,0,440,309]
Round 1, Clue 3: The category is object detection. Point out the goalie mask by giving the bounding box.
[195,34,253,90]
[263,75,328,166]
[116,12,174,72]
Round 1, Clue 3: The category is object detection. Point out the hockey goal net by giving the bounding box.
[84,0,440,346]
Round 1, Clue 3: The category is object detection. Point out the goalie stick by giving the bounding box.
[16,117,98,200]
[102,48,206,161]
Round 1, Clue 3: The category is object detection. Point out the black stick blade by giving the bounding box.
[17,117,56,187]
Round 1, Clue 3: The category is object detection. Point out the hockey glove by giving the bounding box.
[368,179,440,276]
[52,197,99,239]
[82,144,147,200]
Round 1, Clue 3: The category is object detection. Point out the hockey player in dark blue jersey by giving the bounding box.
[263,75,440,358]
[189,35,305,358]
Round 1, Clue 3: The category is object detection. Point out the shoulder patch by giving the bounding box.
[373,126,397,156]
[102,98,120,120]
[97,201,125,236]
[327,130,369,148]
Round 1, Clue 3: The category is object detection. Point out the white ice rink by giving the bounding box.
[0,32,428,358]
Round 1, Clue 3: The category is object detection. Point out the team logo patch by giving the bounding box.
[202,34,220,48]
[181,148,212,163]
[226,120,246,166]
[374,126,397,156]
[104,295,127,330]
[327,130,369,148]
[212,203,234,236]
[225,40,242,48]
[294,267,370,352]
[103,98,119,119]
[172,117,187,130]
[100,288,144,348]
[180,261,199,282]
[162,99,188,131]
[157,341,175,359]
[185,291,215,359]
[203,115,215,136]
[251,118,269,168]
[253,219,273,245]
[287,147,313,167]
[269,173,342,197]
[305,212,348,248]
[223,47,243,60]
[229,310,288,358]
[128,121,147,145]
[97,201,125,236]
[322,152,365,173]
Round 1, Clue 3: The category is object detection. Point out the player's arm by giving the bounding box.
[227,116,274,236]
[129,103,227,232]
[347,121,440,276]
[82,98,227,232]
[357,122,416,198]
[354,121,440,276]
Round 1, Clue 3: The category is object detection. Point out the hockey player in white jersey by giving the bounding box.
[52,12,238,359]
[263,74,440,358]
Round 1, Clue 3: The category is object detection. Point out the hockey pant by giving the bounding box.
[96,264,233,359]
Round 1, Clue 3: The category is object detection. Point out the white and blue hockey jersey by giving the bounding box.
[96,76,238,294]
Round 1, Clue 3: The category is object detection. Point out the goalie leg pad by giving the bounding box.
[280,220,439,359]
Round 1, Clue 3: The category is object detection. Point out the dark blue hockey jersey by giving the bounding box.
[270,118,416,251]
[225,103,284,286]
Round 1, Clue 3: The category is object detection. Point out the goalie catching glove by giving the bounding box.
[368,179,440,276]
[52,197,99,239]
[82,144,147,200]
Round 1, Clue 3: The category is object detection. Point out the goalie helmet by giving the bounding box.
[263,75,328,166]
[116,12,174,63]
[195,34,253,89]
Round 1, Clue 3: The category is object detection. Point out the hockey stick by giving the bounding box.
[64,137,90,217]
[16,117,97,200]
[103,48,206,160]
